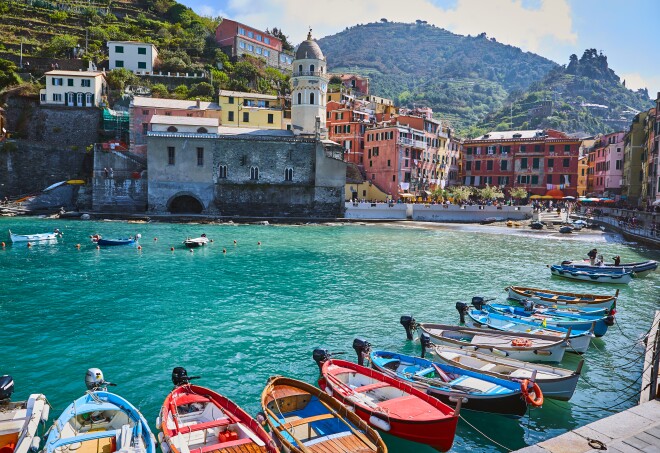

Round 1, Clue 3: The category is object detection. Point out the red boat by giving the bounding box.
[318,358,459,452]
[158,368,279,453]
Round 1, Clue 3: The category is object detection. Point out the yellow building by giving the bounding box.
[218,90,284,129]
[577,155,588,196]
[345,163,389,201]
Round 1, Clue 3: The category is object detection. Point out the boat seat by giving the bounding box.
[194,438,252,453]
[276,413,335,431]
[479,363,497,371]
[354,382,390,393]
[177,419,231,434]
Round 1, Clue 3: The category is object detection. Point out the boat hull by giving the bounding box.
[419,324,567,362]
[0,394,49,453]
[506,286,616,309]
[561,260,657,276]
[431,346,580,401]
[550,266,632,284]
[96,239,136,246]
[320,360,458,452]
[9,232,57,243]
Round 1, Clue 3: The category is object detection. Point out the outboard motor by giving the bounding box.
[85,368,114,391]
[522,299,535,312]
[604,315,615,327]
[455,302,468,324]
[471,297,485,311]
[420,333,432,358]
[0,375,14,402]
[312,348,331,372]
[171,367,200,386]
[352,338,371,366]
[400,315,416,340]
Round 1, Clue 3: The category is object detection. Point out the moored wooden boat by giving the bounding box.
[466,308,594,353]
[261,375,385,453]
[8,230,58,243]
[485,303,613,337]
[365,346,530,417]
[561,259,657,276]
[430,345,582,401]
[505,286,617,310]
[550,265,633,284]
[400,317,569,362]
[0,375,50,453]
[316,356,458,452]
[45,369,155,453]
[159,367,277,453]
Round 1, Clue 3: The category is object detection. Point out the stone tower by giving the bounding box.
[291,30,328,138]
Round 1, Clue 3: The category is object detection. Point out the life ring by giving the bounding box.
[511,338,533,347]
[520,379,543,407]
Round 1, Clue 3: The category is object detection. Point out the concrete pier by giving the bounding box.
[515,311,660,453]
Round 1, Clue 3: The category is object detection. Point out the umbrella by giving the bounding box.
[653,199,660,206]
[545,189,565,199]
[563,196,576,200]
[529,195,542,199]
[540,195,554,199]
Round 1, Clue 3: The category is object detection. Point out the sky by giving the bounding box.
[179,0,660,98]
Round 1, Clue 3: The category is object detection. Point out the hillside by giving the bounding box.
[476,49,654,137]
[318,21,558,131]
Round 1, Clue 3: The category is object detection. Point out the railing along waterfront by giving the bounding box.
[581,207,660,242]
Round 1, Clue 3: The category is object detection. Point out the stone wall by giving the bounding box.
[92,149,147,212]
[0,141,91,198]
[4,97,101,149]
[344,203,533,222]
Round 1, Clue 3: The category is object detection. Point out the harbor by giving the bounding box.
[1,217,659,452]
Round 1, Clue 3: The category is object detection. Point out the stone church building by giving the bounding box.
[146,31,346,218]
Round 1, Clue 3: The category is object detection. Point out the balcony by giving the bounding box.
[399,137,427,149]
[293,71,329,79]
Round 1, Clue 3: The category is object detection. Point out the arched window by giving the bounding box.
[250,166,259,180]
[310,64,315,73]
[197,127,208,133]
[167,126,178,132]
[85,93,93,107]
[297,92,302,105]
[310,93,315,105]
[285,168,293,181]
[298,64,303,73]
[76,93,83,106]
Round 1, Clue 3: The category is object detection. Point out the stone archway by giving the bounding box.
[167,193,204,214]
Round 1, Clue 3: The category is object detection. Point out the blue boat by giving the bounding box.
[484,303,613,337]
[549,264,633,284]
[466,309,595,353]
[361,340,531,417]
[96,238,137,246]
[45,369,155,453]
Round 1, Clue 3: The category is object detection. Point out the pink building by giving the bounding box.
[590,131,625,196]
[129,97,221,155]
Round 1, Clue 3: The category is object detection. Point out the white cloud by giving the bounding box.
[195,0,577,54]
[620,73,660,99]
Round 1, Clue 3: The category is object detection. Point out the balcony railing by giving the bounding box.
[398,137,427,149]
[293,71,329,78]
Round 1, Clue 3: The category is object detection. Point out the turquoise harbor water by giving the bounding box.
[2,217,659,452]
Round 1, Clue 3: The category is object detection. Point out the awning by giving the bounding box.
[423,190,432,195]
[529,195,542,199]
[399,193,415,198]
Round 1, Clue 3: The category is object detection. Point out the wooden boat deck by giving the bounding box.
[210,444,267,453]
[306,433,375,453]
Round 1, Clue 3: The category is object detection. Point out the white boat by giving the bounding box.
[430,345,582,401]
[550,265,633,284]
[400,318,569,362]
[0,375,50,453]
[183,235,209,248]
[8,230,58,243]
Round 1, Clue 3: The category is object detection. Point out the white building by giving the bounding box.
[290,30,329,138]
[108,41,158,74]
[149,115,220,134]
[39,70,107,107]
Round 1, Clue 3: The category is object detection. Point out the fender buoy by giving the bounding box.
[520,379,543,407]
[511,338,533,347]
[171,247,174,251]
[27,242,32,248]
[190,249,194,253]
[154,237,158,241]
[233,240,237,244]
[96,245,100,250]
[137,245,142,250]
[257,241,261,245]
[223,249,227,253]
[75,244,81,249]
[1,242,5,247]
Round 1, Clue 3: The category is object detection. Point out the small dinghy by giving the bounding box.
[92,234,139,247]
[8,230,58,243]
[558,226,573,234]
[485,302,613,337]
[315,353,458,452]
[159,367,277,453]
[550,265,633,284]
[183,234,209,248]
[530,222,544,230]
[505,286,618,310]
[401,316,569,362]
[45,368,155,453]
[561,259,657,276]
[431,345,582,401]
[261,375,386,453]
[0,375,50,453]
[465,307,594,353]
[354,339,532,417]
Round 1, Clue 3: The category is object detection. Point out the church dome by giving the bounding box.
[295,30,324,60]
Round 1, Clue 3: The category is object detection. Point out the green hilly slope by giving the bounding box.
[317,21,558,131]
[476,49,654,136]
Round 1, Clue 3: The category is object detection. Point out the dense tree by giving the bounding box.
[0,59,21,90]
[105,68,138,91]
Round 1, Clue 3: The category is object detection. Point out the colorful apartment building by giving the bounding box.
[129,96,222,155]
[108,41,158,74]
[40,70,107,107]
[338,74,369,96]
[641,108,657,205]
[462,130,581,197]
[215,19,293,70]
[326,100,369,165]
[589,131,625,196]
[577,155,588,196]
[652,95,660,205]
[622,112,647,205]
[218,90,285,130]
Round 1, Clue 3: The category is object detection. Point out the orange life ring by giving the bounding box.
[520,379,544,407]
[511,338,533,347]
